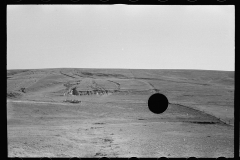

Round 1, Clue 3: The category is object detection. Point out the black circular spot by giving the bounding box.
[99,0,109,2]
[148,93,169,114]
[158,0,168,2]
[98,157,110,160]
[129,0,139,2]
[69,158,81,160]
[158,157,168,160]
[187,157,198,160]
[41,0,51,2]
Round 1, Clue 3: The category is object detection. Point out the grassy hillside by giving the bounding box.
[7,68,234,157]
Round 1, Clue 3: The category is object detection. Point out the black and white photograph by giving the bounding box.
[7,5,235,157]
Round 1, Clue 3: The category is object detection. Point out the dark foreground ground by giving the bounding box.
[7,68,234,157]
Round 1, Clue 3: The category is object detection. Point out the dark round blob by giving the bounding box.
[216,157,227,160]
[187,157,198,160]
[148,93,169,114]
[158,157,168,160]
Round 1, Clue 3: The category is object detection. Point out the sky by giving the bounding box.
[7,5,235,71]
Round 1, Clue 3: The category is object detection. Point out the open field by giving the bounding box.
[7,68,234,157]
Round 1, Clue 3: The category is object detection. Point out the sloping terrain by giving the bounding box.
[7,68,234,157]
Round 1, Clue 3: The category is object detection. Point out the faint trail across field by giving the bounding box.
[129,69,157,92]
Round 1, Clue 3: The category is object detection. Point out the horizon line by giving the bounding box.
[7,67,235,72]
